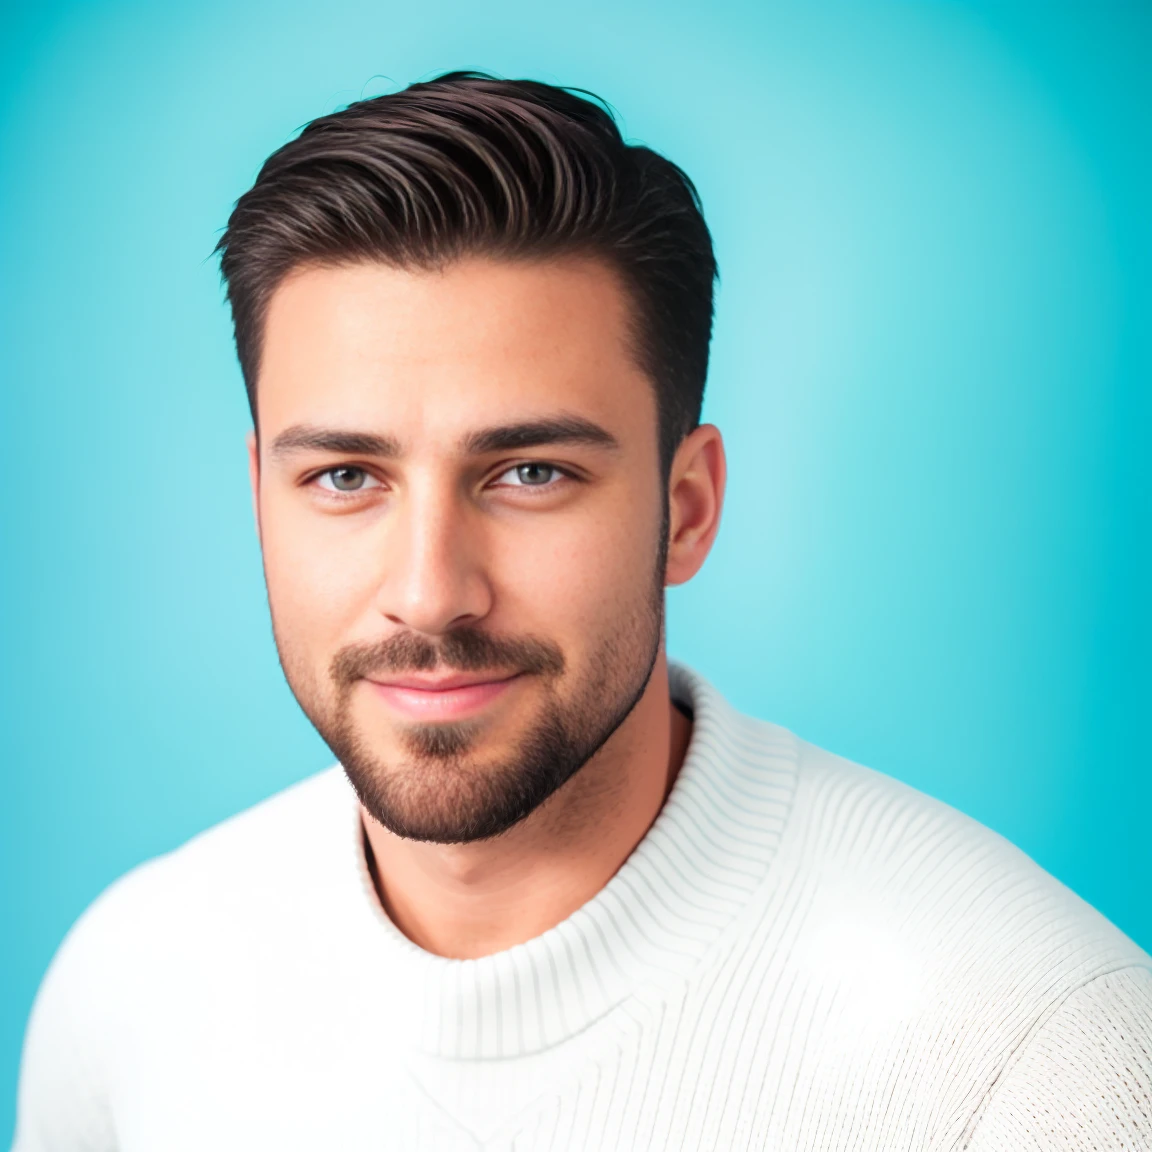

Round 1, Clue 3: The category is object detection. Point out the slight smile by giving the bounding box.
[366,672,523,722]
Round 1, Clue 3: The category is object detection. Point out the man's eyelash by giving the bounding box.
[493,462,574,484]
[300,463,578,489]
[303,465,383,490]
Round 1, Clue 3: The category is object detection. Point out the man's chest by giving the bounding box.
[105,972,983,1152]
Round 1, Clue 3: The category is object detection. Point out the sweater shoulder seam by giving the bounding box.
[954,960,1152,1150]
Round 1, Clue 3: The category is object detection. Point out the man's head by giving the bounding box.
[217,73,722,844]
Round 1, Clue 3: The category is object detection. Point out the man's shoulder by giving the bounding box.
[16,768,364,1148]
[775,736,1149,996]
[59,766,356,969]
[125,763,349,888]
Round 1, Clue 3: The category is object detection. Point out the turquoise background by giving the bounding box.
[2,0,1149,1136]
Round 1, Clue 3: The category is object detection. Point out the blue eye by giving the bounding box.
[316,467,381,492]
[499,463,563,487]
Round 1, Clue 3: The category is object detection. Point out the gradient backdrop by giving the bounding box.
[2,0,1149,1136]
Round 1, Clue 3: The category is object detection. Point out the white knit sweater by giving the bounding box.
[14,665,1152,1151]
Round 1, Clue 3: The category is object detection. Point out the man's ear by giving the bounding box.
[664,423,726,587]
[247,430,261,538]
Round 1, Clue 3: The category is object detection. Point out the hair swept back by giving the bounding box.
[216,70,717,471]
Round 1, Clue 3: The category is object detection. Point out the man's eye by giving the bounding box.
[315,467,381,493]
[496,463,565,488]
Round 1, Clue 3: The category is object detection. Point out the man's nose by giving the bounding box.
[373,482,493,636]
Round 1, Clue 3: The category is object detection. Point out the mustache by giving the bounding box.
[330,626,565,687]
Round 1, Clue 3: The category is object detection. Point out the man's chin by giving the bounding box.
[345,754,543,844]
[336,703,583,844]
[398,718,486,761]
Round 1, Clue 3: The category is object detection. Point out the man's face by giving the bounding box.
[253,255,669,843]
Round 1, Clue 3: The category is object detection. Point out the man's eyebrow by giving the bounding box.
[268,425,402,459]
[462,416,619,455]
[266,416,619,460]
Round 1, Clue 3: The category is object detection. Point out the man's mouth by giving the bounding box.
[364,671,523,721]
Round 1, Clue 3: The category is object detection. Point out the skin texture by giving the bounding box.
[250,255,725,959]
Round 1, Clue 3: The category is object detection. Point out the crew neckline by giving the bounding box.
[343,662,800,1059]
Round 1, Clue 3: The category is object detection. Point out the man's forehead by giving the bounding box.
[261,254,639,361]
[256,256,657,444]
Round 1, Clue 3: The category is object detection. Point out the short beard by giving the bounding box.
[272,498,670,845]
[276,561,663,845]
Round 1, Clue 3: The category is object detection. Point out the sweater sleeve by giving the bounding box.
[11,914,120,1152]
[964,965,1152,1151]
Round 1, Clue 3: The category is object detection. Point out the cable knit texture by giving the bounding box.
[13,664,1152,1151]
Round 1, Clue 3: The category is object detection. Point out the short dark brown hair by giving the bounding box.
[216,71,717,470]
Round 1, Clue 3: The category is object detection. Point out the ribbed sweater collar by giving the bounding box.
[344,662,799,1060]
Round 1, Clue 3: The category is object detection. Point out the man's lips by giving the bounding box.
[367,672,520,692]
[364,672,522,721]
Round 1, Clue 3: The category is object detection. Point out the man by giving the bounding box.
[14,71,1151,1151]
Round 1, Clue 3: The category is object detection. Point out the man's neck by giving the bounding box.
[360,653,692,960]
